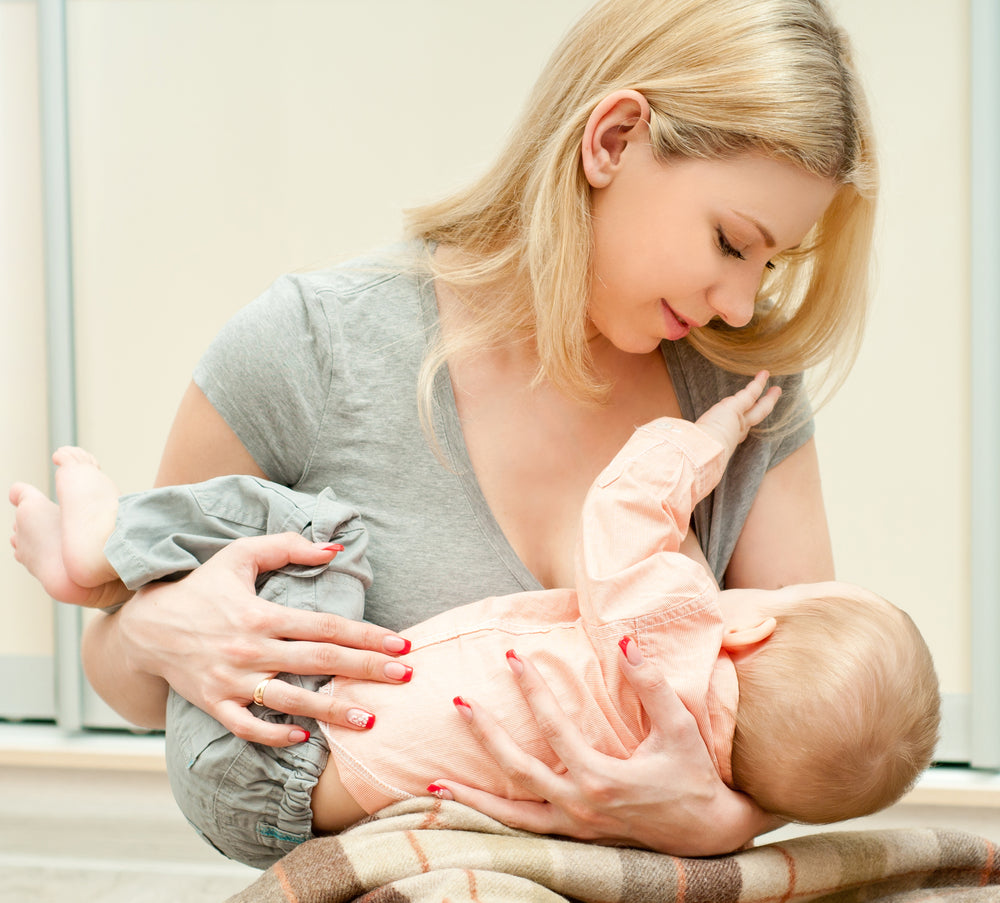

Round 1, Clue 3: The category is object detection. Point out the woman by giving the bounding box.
[79,0,876,857]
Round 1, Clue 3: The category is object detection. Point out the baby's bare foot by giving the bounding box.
[9,481,126,608]
[52,446,122,589]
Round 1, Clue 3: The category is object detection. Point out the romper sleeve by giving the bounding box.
[575,419,725,625]
[193,274,335,487]
[664,339,816,583]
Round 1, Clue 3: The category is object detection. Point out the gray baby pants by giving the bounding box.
[104,475,372,869]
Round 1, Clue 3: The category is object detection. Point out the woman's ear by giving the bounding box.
[581,89,651,189]
[720,616,778,655]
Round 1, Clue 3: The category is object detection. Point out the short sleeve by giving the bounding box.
[758,370,815,471]
[663,340,816,584]
[193,274,334,486]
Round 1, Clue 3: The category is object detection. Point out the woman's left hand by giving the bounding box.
[428,640,780,856]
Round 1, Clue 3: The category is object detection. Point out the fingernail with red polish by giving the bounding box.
[619,635,642,665]
[383,636,412,655]
[384,661,413,683]
[347,709,375,730]
[453,696,472,718]
[321,543,345,552]
[289,729,310,743]
[427,784,454,801]
[505,649,523,676]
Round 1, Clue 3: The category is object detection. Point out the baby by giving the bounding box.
[10,373,940,868]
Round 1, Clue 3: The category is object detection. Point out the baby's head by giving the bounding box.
[719,581,940,824]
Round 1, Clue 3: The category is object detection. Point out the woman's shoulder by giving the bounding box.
[193,242,434,485]
[666,339,808,420]
[208,241,433,364]
[268,241,430,318]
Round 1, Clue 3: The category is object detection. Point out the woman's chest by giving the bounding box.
[454,353,682,589]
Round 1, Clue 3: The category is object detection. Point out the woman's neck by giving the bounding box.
[433,247,684,588]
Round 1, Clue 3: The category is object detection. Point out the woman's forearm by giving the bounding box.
[81,607,169,729]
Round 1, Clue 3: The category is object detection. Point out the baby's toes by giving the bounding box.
[52,446,100,469]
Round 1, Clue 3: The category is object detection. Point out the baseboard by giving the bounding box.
[0,722,165,771]
[902,765,1000,808]
[1,723,997,812]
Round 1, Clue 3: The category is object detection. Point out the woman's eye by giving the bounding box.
[718,227,776,270]
[716,228,745,261]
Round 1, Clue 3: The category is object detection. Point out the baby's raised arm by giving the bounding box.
[695,371,782,464]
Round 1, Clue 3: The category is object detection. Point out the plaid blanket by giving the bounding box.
[227,798,1000,903]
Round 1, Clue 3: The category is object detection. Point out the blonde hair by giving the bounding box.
[407,0,877,423]
[731,590,940,824]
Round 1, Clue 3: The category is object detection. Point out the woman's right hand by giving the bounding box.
[430,639,781,854]
[96,532,413,746]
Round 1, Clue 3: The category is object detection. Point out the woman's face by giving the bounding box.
[587,150,838,354]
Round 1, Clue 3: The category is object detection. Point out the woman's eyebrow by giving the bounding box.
[733,211,776,249]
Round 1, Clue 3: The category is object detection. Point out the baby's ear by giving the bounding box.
[721,617,777,657]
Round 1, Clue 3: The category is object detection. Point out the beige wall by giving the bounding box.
[820,0,971,696]
[1,1,52,658]
[64,0,594,491]
[0,1,973,726]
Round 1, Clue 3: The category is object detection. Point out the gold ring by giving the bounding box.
[252,677,272,707]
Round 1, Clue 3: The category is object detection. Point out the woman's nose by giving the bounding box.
[707,274,758,328]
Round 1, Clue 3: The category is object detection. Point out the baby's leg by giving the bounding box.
[311,767,368,833]
[161,485,375,860]
[8,448,129,609]
[51,447,122,588]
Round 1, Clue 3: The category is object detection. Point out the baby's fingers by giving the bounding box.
[727,371,779,429]
[743,384,782,428]
[731,370,768,407]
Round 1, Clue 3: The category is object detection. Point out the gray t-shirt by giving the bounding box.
[194,245,813,632]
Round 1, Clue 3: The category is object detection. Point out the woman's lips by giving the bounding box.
[661,300,691,341]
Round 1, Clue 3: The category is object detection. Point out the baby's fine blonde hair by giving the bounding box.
[407,0,877,417]
[731,590,940,824]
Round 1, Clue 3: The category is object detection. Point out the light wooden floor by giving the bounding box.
[0,764,258,902]
[2,758,999,903]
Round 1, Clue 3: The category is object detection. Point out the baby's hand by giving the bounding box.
[695,371,781,462]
